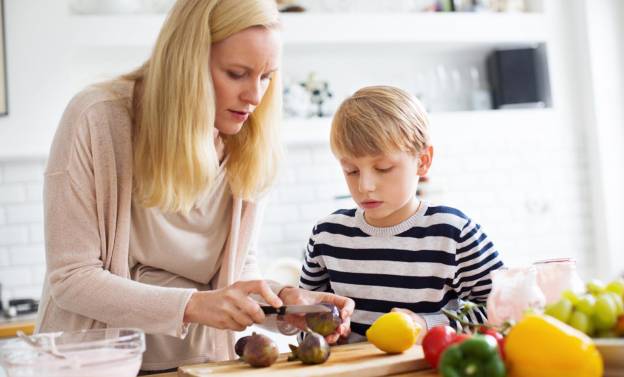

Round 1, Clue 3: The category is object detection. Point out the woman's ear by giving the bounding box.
[417,146,433,176]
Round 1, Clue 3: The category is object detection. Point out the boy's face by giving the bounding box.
[339,147,433,227]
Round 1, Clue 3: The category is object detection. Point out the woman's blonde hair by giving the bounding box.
[330,86,430,158]
[125,0,282,213]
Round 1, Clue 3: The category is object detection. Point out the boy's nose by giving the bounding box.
[358,174,376,193]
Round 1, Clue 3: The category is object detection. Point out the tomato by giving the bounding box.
[478,327,505,360]
[422,326,467,369]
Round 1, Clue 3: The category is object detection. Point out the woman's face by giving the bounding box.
[210,26,281,135]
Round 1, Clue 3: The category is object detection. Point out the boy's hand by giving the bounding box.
[279,287,354,344]
[391,307,427,344]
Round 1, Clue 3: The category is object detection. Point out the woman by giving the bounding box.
[36,0,353,373]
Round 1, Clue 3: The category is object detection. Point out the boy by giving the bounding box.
[299,86,504,342]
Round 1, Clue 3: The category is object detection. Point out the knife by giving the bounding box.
[261,304,332,316]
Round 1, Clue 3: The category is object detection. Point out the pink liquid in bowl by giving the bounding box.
[0,328,145,377]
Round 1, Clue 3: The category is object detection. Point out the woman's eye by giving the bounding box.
[227,71,245,79]
[261,73,273,82]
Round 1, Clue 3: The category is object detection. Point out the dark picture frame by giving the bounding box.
[0,0,7,116]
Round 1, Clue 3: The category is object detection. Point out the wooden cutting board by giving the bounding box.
[178,342,429,377]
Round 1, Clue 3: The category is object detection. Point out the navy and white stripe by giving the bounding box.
[299,202,503,338]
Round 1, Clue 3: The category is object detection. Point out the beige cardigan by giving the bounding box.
[36,80,269,362]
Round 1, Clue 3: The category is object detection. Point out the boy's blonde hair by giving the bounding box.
[330,86,430,158]
[125,0,282,213]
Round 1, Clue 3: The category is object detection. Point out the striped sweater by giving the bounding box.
[299,202,504,339]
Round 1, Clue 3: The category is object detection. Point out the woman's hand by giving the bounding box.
[183,280,282,331]
[279,287,355,344]
[391,307,427,344]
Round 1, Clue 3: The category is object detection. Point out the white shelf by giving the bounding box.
[69,12,548,48]
[282,108,555,145]
[281,13,548,45]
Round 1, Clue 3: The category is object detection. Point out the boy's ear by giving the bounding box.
[417,146,433,176]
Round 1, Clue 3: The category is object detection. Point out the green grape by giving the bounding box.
[568,310,591,335]
[606,292,624,316]
[595,329,617,338]
[586,279,607,295]
[592,293,617,331]
[561,289,580,305]
[575,294,596,316]
[606,278,624,296]
[544,298,573,323]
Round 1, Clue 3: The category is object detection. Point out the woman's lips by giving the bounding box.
[228,110,249,122]
[361,201,382,209]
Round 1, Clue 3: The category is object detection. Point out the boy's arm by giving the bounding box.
[299,226,332,293]
[452,218,505,324]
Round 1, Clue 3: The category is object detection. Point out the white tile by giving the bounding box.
[0,266,34,287]
[0,247,10,267]
[8,285,43,300]
[282,222,313,243]
[26,183,44,202]
[6,204,44,224]
[257,224,284,244]
[9,245,46,266]
[3,162,45,183]
[275,186,317,204]
[0,208,5,226]
[264,204,299,224]
[31,265,47,285]
[0,184,27,204]
[0,226,29,246]
[29,224,45,243]
[283,148,312,164]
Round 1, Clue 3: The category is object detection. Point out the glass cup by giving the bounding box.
[486,266,546,326]
[533,258,585,305]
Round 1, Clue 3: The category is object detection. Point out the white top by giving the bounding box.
[129,161,234,370]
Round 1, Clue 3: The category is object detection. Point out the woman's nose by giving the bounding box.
[241,79,262,106]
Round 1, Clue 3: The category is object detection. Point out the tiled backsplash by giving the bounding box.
[0,122,596,301]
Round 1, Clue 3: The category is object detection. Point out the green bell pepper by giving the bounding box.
[439,334,506,377]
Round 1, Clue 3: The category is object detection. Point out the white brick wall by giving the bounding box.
[258,112,598,281]
[0,160,46,302]
[0,119,598,304]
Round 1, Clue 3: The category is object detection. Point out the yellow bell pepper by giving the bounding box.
[505,314,603,377]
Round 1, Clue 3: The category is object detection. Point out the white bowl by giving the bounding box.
[0,328,145,377]
[594,338,624,377]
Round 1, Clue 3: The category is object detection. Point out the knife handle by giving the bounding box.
[261,306,286,315]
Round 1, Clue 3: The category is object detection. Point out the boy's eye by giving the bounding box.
[376,167,393,173]
[345,170,359,176]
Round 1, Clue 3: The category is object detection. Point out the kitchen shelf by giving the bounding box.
[281,13,548,46]
[282,108,555,145]
[69,12,548,48]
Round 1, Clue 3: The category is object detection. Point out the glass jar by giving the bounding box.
[533,258,585,305]
[0,328,145,377]
[486,266,546,326]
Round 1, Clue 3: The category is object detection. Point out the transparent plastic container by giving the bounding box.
[486,266,546,326]
[533,257,585,304]
[0,328,145,377]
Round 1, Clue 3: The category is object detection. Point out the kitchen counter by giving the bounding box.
[0,314,36,339]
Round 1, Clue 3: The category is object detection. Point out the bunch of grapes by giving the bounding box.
[544,278,624,338]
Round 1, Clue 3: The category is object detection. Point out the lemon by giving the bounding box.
[366,312,421,353]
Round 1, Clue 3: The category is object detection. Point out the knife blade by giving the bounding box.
[261,304,332,316]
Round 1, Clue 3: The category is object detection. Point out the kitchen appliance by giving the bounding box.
[487,45,551,109]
